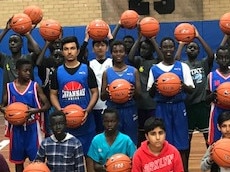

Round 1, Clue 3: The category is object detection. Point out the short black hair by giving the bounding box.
[49,110,66,125]
[216,45,230,57]
[110,40,126,53]
[144,117,166,134]
[102,108,119,120]
[123,35,134,42]
[160,37,175,47]
[92,39,108,47]
[218,111,230,126]
[16,59,31,70]
[9,34,23,43]
[61,36,79,49]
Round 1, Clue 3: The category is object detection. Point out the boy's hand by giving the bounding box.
[128,84,135,99]
[81,110,88,125]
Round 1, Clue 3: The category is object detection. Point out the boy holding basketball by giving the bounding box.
[36,110,85,171]
[132,116,184,172]
[206,46,230,145]
[147,37,194,172]
[175,26,214,171]
[101,40,141,145]
[49,36,98,171]
[0,59,50,172]
[201,111,230,171]
[87,108,136,172]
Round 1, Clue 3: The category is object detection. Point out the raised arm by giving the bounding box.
[0,17,11,43]
[174,41,186,61]
[149,36,163,62]
[195,27,214,65]
[36,41,50,66]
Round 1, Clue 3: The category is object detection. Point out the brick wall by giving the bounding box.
[0,0,230,28]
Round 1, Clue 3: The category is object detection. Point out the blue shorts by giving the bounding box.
[92,109,104,134]
[156,102,189,150]
[208,105,225,144]
[10,121,41,163]
[117,105,138,145]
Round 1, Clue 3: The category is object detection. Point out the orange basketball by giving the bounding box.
[5,102,28,125]
[212,139,230,168]
[216,82,230,108]
[139,17,160,38]
[10,13,32,34]
[23,161,50,172]
[62,104,85,128]
[157,72,181,97]
[108,79,131,104]
[219,12,230,35]
[106,153,131,172]
[39,19,62,41]
[174,23,195,42]
[23,5,43,24]
[120,10,139,29]
[87,19,109,41]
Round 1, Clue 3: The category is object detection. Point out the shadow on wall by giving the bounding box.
[0,20,223,102]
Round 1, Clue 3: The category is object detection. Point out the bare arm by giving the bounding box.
[128,33,142,67]
[220,34,229,46]
[149,37,163,62]
[24,32,41,56]
[86,87,98,113]
[134,69,141,99]
[36,41,50,66]
[195,27,214,66]
[174,42,186,61]
[50,89,62,110]
[0,18,11,43]
[35,84,50,112]
[111,22,121,39]
[101,71,109,101]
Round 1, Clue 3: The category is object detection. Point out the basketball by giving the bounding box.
[23,161,50,172]
[174,23,195,42]
[120,10,139,29]
[212,138,230,168]
[108,79,131,104]
[157,72,181,97]
[106,153,132,172]
[5,102,28,125]
[216,82,230,108]
[87,19,109,41]
[23,5,43,24]
[219,12,230,35]
[39,19,62,42]
[62,104,85,128]
[10,13,32,34]
[139,17,160,38]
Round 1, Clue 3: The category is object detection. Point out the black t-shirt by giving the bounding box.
[51,63,98,90]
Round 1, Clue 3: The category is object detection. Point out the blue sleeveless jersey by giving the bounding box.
[209,69,230,92]
[57,64,95,136]
[57,64,90,109]
[151,61,186,103]
[106,66,136,108]
[7,80,40,108]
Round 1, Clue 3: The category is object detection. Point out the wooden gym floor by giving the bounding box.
[0,114,208,172]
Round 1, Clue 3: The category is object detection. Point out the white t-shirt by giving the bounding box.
[89,58,113,109]
[147,61,195,91]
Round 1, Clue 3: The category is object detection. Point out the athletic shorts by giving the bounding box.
[117,105,138,145]
[156,102,189,150]
[186,101,210,134]
[10,121,41,163]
